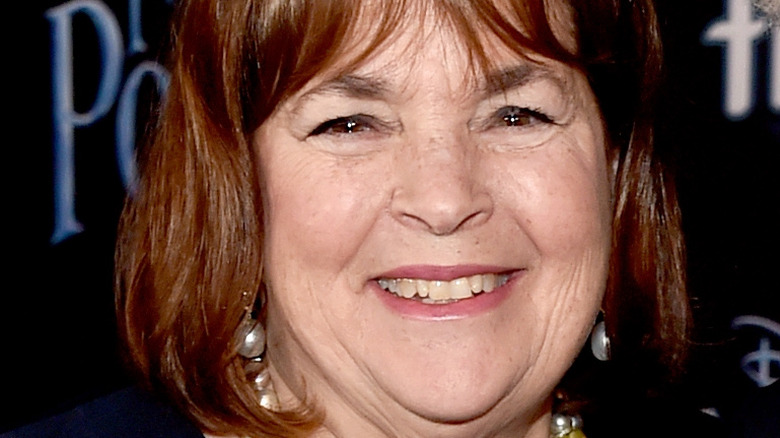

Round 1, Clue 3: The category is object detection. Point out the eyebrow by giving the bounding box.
[300,74,390,101]
[481,64,564,96]
[297,64,564,104]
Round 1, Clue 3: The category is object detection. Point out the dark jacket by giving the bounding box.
[1,387,202,438]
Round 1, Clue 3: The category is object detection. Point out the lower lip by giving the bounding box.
[372,274,520,321]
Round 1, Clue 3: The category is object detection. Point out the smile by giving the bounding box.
[377,274,510,304]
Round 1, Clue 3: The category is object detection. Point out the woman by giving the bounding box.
[115,0,689,436]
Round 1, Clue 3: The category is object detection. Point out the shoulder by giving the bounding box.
[1,387,203,438]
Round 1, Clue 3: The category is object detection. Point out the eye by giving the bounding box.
[308,114,376,136]
[495,106,555,127]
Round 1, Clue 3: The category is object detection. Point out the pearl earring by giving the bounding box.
[237,297,280,411]
[237,318,266,359]
[590,316,611,362]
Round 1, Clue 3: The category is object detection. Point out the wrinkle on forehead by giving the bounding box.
[295,48,576,116]
[276,0,583,115]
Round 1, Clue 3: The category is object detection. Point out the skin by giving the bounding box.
[252,14,612,438]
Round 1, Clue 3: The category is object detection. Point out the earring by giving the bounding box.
[237,295,280,411]
[244,357,281,411]
[551,413,585,438]
[590,315,611,362]
[237,318,266,359]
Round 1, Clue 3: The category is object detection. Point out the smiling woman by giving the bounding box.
[256,26,611,431]
[111,0,689,437]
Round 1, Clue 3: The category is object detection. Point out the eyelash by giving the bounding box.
[493,106,555,128]
[308,114,378,137]
[307,106,555,138]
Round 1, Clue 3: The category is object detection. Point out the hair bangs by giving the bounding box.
[444,0,579,73]
[242,0,412,130]
[242,0,580,131]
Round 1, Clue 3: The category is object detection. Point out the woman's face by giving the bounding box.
[254,16,612,437]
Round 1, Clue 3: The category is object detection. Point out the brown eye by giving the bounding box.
[309,115,373,136]
[497,106,554,127]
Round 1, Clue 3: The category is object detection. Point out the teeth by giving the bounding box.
[416,279,429,297]
[399,279,416,298]
[468,275,483,293]
[450,278,472,299]
[377,273,509,303]
[429,281,449,300]
[386,279,399,294]
[483,274,496,292]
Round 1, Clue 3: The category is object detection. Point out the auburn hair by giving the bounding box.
[116,0,689,435]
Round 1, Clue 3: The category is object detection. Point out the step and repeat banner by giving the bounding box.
[4,0,779,432]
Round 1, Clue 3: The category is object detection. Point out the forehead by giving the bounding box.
[296,49,574,111]
[295,0,578,98]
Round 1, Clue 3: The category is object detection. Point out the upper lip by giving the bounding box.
[375,264,519,282]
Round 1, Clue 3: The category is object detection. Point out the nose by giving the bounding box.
[390,132,493,236]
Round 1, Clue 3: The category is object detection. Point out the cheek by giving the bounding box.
[489,132,612,344]
[497,144,611,256]
[544,164,610,251]
[259,147,388,281]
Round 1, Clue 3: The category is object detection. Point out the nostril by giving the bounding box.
[391,188,493,236]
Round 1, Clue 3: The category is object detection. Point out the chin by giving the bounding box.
[403,396,499,425]
[380,362,524,425]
